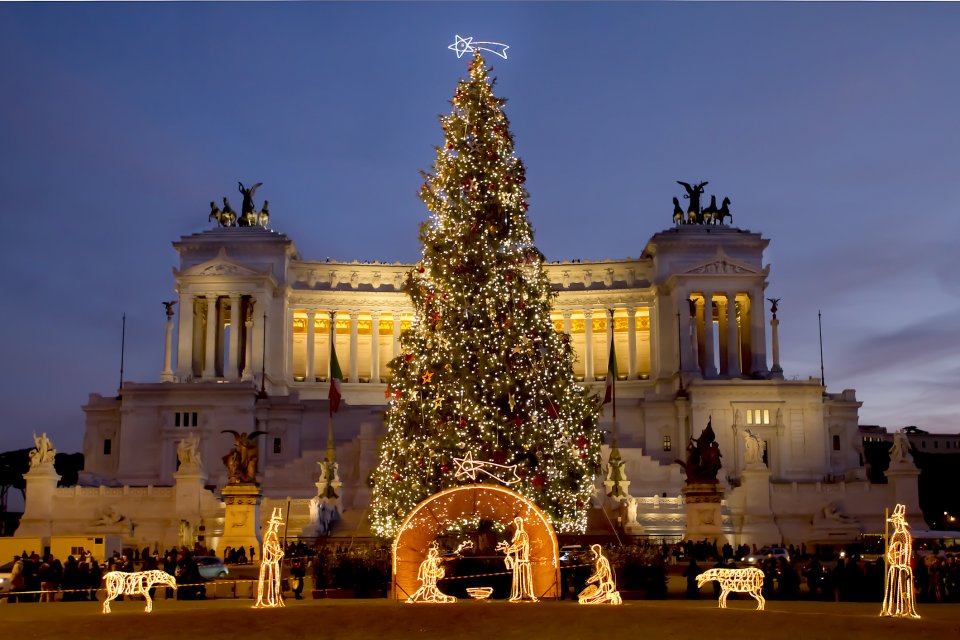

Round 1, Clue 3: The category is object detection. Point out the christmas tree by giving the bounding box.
[370,52,601,537]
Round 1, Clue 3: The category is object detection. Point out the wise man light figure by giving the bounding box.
[880,503,919,618]
[578,544,622,605]
[406,543,456,603]
[254,507,285,608]
[498,516,537,602]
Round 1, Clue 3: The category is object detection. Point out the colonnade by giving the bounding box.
[174,293,261,382]
[677,289,767,379]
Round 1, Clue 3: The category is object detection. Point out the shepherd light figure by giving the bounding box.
[578,544,621,605]
[102,570,177,614]
[880,503,920,618]
[497,516,537,602]
[406,543,457,603]
[254,507,285,608]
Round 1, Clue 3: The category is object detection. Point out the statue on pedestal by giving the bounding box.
[221,430,267,484]
[889,431,914,466]
[743,428,764,467]
[177,434,202,471]
[29,432,56,469]
[676,421,722,484]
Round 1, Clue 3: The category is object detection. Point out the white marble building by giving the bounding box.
[18,220,920,551]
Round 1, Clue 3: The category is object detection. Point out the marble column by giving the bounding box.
[726,293,741,378]
[677,294,694,373]
[306,310,317,383]
[328,311,338,379]
[717,298,729,377]
[695,296,707,376]
[606,309,615,380]
[702,292,717,378]
[563,310,572,338]
[751,288,768,375]
[349,311,359,383]
[229,294,242,380]
[584,309,594,381]
[203,295,217,379]
[626,307,637,380]
[370,312,381,383]
[175,294,194,379]
[770,312,784,379]
[242,313,253,382]
[392,312,401,359]
[161,308,175,382]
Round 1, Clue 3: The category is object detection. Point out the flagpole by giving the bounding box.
[608,308,616,421]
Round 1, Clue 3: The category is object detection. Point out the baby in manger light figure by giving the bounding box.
[498,516,538,602]
[407,543,456,603]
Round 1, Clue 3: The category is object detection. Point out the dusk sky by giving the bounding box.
[1,2,958,457]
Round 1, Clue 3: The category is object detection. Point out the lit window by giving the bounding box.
[663,436,672,452]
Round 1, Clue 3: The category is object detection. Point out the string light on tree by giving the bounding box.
[369,46,601,539]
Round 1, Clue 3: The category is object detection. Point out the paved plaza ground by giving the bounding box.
[2,598,958,640]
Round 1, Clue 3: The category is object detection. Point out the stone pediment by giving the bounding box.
[179,248,263,278]
[683,256,759,276]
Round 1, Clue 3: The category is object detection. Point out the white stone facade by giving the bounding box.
[19,222,918,551]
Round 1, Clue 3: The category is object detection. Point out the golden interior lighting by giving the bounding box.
[578,544,621,605]
[102,570,177,614]
[696,567,765,610]
[254,507,286,609]
[880,503,920,618]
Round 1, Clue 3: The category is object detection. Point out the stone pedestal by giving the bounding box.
[174,466,208,547]
[216,483,262,557]
[682,483,727,544]
[738,466,782,546]
[17,463,60,538]
[885,463,922,524]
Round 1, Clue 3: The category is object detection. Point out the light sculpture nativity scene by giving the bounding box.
[369,49,602,539]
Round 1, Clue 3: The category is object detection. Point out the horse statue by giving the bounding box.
[672,197,684,225]
[701,195,718,224]
[714,197,732,225]
[257,200,270,228]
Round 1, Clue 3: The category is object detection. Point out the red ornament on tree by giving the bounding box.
[532,473,546,490]
[576,434,589,449]
[405,353,414,362]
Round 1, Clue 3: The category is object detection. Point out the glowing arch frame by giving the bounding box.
[392,484,560,600]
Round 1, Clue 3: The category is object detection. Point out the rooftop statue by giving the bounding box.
[673,181,733,226]
[221,429,267,484]
[676,420,722,484]
[237,181,263,227]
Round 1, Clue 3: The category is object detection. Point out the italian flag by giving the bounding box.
[603,339,617,416]
[329,335,343,417]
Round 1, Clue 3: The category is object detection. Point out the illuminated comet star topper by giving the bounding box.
[453,452,521,485]
[449,35,510,59]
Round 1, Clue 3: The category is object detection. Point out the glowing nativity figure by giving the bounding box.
[880,503,920,618]
[577,544,622,605]
[406,543,457,603]
[254,507,286,608]
[497,516,537,602]
[102,570,177,614]
[696,567,766,610]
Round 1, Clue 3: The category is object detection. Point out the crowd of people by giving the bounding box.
[6,546,216,603]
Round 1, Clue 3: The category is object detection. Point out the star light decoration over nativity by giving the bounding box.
[448,35,510,59]
[453,452,521,485]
